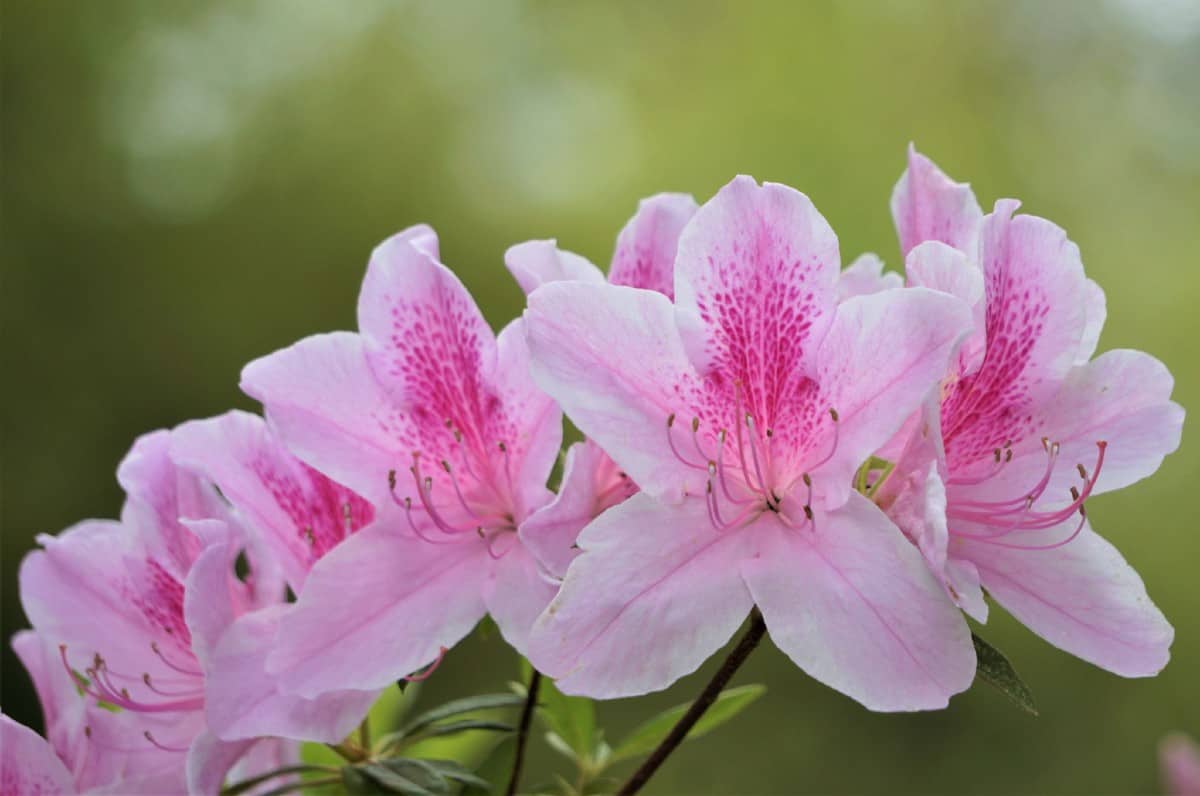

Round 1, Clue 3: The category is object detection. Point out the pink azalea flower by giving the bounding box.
[239,224,562,698]
[169,410,383,742]
[877,146,1182,676]
[505,194,697,577]
[1161,733,1200,796]
[17,431,365,793]
[522,175,978,711]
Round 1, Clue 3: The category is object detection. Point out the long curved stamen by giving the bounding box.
[149,642,203,678]
[480,527,517,560]
[440,460,508,525]
[144,731,189,753]
[807,408,841,473]
[946,442,1012,486]
[141,673,204,699]
[403,497,471,545]
[744,414,770,495]
[667,414,706,469]
[405,646,448,682]
[713,429,752,505]
[409,457,477,534]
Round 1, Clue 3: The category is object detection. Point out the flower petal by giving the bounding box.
[205,605,377,743]
[959,521,1172,677]
[505,240,605,295]
[241,332,404,506]
[674,175,840,409]
[1078,278,1106,365]
[520,440,633,578]
[608,193,698,298]
[186,731,256,795]
[482,542,558,656]
[890,144,982,258]
[0,713,76,795]
[528,493,753,698]
[183,540,243,669]
[266,522,490,697]
[742,492,975,711]
[171,410,376,592]
[837,253,902,301]
[905,240,986,375]
[525,281,701,499]
[805,287,973,507]
[495,318,561,518]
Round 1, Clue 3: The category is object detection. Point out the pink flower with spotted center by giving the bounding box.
[523,175,978,711]
[17,431,370,794]
[505,193,698,577]
[875,146,1183,676]
[239,224,562,699]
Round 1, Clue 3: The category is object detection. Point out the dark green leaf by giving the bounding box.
[343,766,390,795]
[609,684,766,764]
[423,759,493,791]
[538,677,596,760]
[400,694,526,736]
[972,632,1038,715]
[467,737,512,793]
[358,762,440,795]
[416,719,516,739]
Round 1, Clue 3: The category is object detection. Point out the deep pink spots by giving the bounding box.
[131,559,191,650]
[253,457,374,563]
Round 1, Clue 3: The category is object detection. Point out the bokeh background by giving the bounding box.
[3,1,1199,792]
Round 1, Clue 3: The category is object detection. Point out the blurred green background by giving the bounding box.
[3,1,1198,792]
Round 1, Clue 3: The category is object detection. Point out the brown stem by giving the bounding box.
[506,667,543,796]
[617,609,767,796]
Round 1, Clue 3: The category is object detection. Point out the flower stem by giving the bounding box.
[617,608,767,796]
[506,667,542,796]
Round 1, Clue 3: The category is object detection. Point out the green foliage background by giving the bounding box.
[3,1,1197,792]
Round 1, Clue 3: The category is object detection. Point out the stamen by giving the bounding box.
[150,642,203,678]
[405,646,448,682]
[403,497,471,545]
[744,413,770,494]
[806,408,841,473]
[144,731,188,753]
[409,457,476,534]
[667,414,706,469]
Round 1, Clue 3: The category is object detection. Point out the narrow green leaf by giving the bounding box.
[400,693,526,736]
[342,766,390,795]
[358,762,440,795]
[414,719,515,740]
[538,677,596,760]
[972,632,1038,716]
[422,759,493,790]
[609,684,767,764]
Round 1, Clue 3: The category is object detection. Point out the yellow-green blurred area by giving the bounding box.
[3,0,1198,792]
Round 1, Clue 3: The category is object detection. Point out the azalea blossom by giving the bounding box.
[239,224,562,698]
[505,193,697,577]
[1161,733,1200,796]
[874,146,1183,676]
[523,175,978,711]
[16,431,366,793]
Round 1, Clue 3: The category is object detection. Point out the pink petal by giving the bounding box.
[186,731,256,795]
[1078,278,1107,365]
[241,331,404,507]
[940,201,1094,470]
[520,440,633,579]
[504,240,605,295]
[961,349,1184,505]
[960,521,1172,677]
[171,410,376,592]
[525,281,701,500]
[806,287,973,508]
[482,542,559,656]
[0,714,76,795]
[11,630,65,733]
[19,520,164,674]
[742,492,975,711]
[1160,733,1200,796]
[890,144,983,258]
[608,192,698,298]
[495,318,562,519]
[205,605,377,743]
[837,253,903,301]
[905,240,986,375]
[266,522,490,697]
[674,175,839,388]
[357,224,498,420]
[527,493,753,698]
[183,540,244,669]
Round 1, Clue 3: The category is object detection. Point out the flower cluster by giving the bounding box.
[3,147,1183,794]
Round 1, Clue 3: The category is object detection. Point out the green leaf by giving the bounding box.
[609,684,766,764]
[358,762,442,795]
[422,759,493,791]
[971,632,1038,716]
[400,694,526,736]
[342,766,390,795]
[417,719,515,739]
[537,677,596,761]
